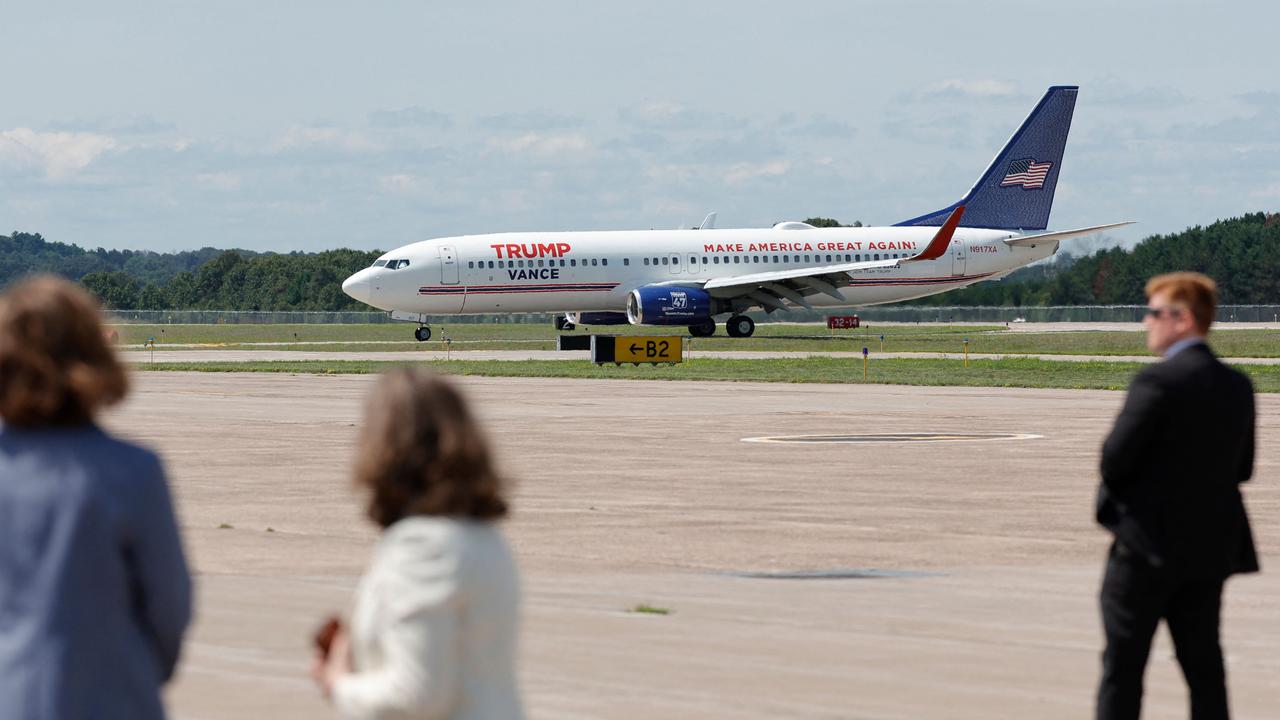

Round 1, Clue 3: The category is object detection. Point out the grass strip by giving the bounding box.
[112,323,1280,357]
[132,357,1280,393]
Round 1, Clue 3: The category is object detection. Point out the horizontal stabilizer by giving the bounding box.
[1003,221,1135,247]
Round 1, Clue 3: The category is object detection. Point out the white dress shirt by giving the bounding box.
[334,516,523,720]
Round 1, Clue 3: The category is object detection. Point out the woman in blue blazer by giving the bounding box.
[0,276,193,720]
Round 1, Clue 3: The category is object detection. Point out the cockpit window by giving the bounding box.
[373,259,388,267]
[381,259,410,269]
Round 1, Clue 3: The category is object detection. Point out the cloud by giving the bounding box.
[0,128,118,179]
[195,172,241,190]
[777,115,857,139]
[910,79,1024,102]
[486,132,592,159]
[880,113,974,146]
[1236,91,1280,110]
[273,125,383,153]
[379,173,419,194]
[1090,77,1188,109]
[477,110,582,131]
[368,107,452,129]
[723,160,791,186]
[44,115,178,136]
[617,101,740,132]
[1248,182,1280,200]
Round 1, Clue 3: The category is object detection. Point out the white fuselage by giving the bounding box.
[342,226,1057,318]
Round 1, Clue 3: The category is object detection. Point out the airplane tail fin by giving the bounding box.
[895,85,1078,232]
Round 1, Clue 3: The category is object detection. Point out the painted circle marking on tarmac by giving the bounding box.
[741,432,1043,444]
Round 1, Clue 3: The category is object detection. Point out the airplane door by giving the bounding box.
[668,253,681,275]
[952,239,967,277]
[439,245,459,285]
[686,253,698,274]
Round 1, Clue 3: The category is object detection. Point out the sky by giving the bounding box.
[3,1,1278,254]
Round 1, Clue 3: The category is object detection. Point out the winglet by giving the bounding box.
[905,205,964,262]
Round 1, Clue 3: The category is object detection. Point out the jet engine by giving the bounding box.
[626,286,716,325]
[565,311,630,325]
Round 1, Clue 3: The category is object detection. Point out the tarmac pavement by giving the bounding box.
[100,373,1280,719]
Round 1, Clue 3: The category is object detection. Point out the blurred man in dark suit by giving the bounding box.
[1096,272,1258,720]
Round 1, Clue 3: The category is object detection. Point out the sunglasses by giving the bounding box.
[1144,306,1182,319]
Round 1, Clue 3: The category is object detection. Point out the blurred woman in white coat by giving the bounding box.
[313,368,523,720]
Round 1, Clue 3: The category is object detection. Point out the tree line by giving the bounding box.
[910,212,1280,306]
[1,232,378,311]
[3,211,1277,310]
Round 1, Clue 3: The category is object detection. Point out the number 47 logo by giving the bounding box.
[671,292,688,309]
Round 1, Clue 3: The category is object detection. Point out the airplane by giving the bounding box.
[341,86,1130,339]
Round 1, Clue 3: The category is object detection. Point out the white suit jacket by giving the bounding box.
[333,517,524,720]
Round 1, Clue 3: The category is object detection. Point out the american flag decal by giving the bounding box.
[1000,158,1052,189]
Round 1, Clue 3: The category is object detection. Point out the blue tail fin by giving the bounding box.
[895,85,1077,232]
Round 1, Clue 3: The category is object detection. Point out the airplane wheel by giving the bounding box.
[726,315,755,338]
[688,320,716,337]
[562,322,575,332]
[414,326,432,342]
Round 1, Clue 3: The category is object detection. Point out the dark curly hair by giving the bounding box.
[0,275,128,427]
[354,367,508,527]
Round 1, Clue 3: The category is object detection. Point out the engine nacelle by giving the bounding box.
[565,311,630,325]
[626,286,714,325]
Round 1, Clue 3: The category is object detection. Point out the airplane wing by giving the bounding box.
[696,207,964,312]
[1003,221,1134,247]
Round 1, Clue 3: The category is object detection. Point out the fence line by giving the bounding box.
[107,306,1280,325]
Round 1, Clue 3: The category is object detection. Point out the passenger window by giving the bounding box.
[701,256,708,264]
[772,255,779,263]
[661,257,668,265]
[570,259,576,267]
[623,258,629,266]
[874,254,880,260]
[733,256,740,264]
[644,258,650,265]
[713,256,720,264]
[591,258,598,266]
[602,259,608,266]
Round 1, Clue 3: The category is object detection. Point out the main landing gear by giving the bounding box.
[688,319,717,337]
[414,326,432,342]
[725,315,755,338]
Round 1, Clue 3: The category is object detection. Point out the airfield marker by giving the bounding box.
[862,346,869,381]
[963,338,969,368]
